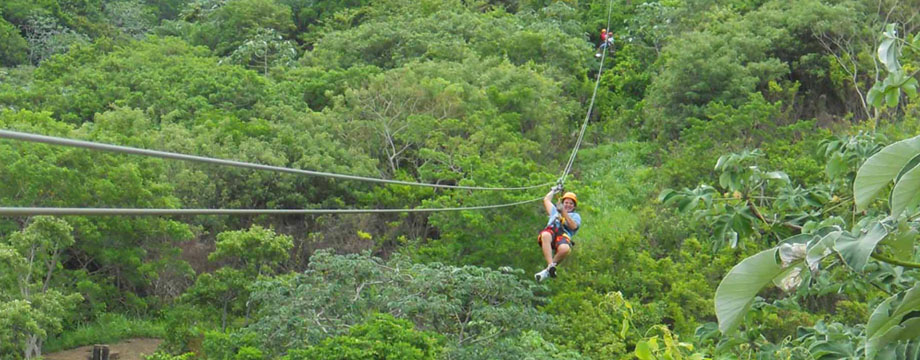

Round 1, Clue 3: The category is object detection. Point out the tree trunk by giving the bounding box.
[222,300,228,331]
[24,334,41,360]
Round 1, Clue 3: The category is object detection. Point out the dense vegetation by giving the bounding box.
[1,0,920,359]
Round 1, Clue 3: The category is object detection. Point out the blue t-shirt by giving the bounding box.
[546,206,581,238]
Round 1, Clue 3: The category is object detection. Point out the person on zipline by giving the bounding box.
[535,187,581,281]
[596,28,614,58]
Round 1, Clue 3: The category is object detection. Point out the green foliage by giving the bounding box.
[660,92,799,188]
[866,284,920,359]
[817,131,883,187]
[275,0,369,34]
[541,290,632,357]
[1,109,194,315]
[0,16,28,66]
[702,132,920,356]
[268,64,380,111]
[200,329,263,360]
[0,217,84,359]
[176,0,295,56]
[210,225,293,275]
[304,2,588,74]
[43,313,165,353]
[867,24,919,111]
[158,303,212,354]
[21,14,90,65]
[644,0,866,139]
[145,351,197,360]
[715,247,801,334]
[854,134,920,212]
[285,313,442,360]
[634,325,704,360]
[246,250,551,358]
[103,0,157,39]
[6,1,920,359]
[20,36,267,123]
[223,28,298,75]
[792,320,863,359]
[662,147,805,251]
[181,268,249,331]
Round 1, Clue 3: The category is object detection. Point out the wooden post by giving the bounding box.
[91,345,110,360]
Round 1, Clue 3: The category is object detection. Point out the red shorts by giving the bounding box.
[537,225,573,251]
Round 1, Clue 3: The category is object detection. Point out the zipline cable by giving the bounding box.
[0,196,543,216]
[0,3,616,216]
[558,0,614,188]
[0,130,553,191]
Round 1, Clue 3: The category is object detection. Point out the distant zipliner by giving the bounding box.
[595,28,614,58]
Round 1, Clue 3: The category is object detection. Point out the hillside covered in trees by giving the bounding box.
[2,0,920,359]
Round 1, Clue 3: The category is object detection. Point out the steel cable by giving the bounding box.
[0,130,553,191]
[558,0,614,187]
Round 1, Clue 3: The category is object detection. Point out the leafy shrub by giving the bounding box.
[44,313,165,353]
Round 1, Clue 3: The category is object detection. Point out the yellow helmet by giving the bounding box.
[561,192,578,206]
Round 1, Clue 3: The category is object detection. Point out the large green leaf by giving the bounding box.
[891,161,920,216]
[867,284,920,359]
[883,221,918,262]
[715,247,801,334]
[806,231,841,270]
[868,84,884,108]
[833,222,888,272]
[855,135,920,211]
[879,23,900,73]
[896,154,920,184]
[634,340,653,360]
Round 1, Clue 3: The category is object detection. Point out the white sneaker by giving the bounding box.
[535,268,550,282]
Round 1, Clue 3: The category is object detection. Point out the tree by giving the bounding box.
[182,267,248,331]
[184,0,296,56]
[0,217,84,359]
[103,0,156,39]
[182,226,292,331]
[709,134,920,358]
[209,225,293,276]
[661,30,920,356]
[22,15,88,65]
[0,16,28,66]
[284,313,443,360]
[223,27,298,75]
[246,249,553,358]
[1,109,195,314]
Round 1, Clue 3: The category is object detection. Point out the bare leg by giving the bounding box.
[553,243,570,264]
[540,232,554,266]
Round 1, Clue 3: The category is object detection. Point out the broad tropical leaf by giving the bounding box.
[715,247,802,334]
[879,23,900,73]
[806,231,840,270]
[658,185,715,214]
[634,340,653,360]
[867,284,920,359]
[883,222,918,262]
[891,161,920,216]
[855,135,920,211]
[868,84,884,108]
[833,222,888,272]
[764,171,790,183]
